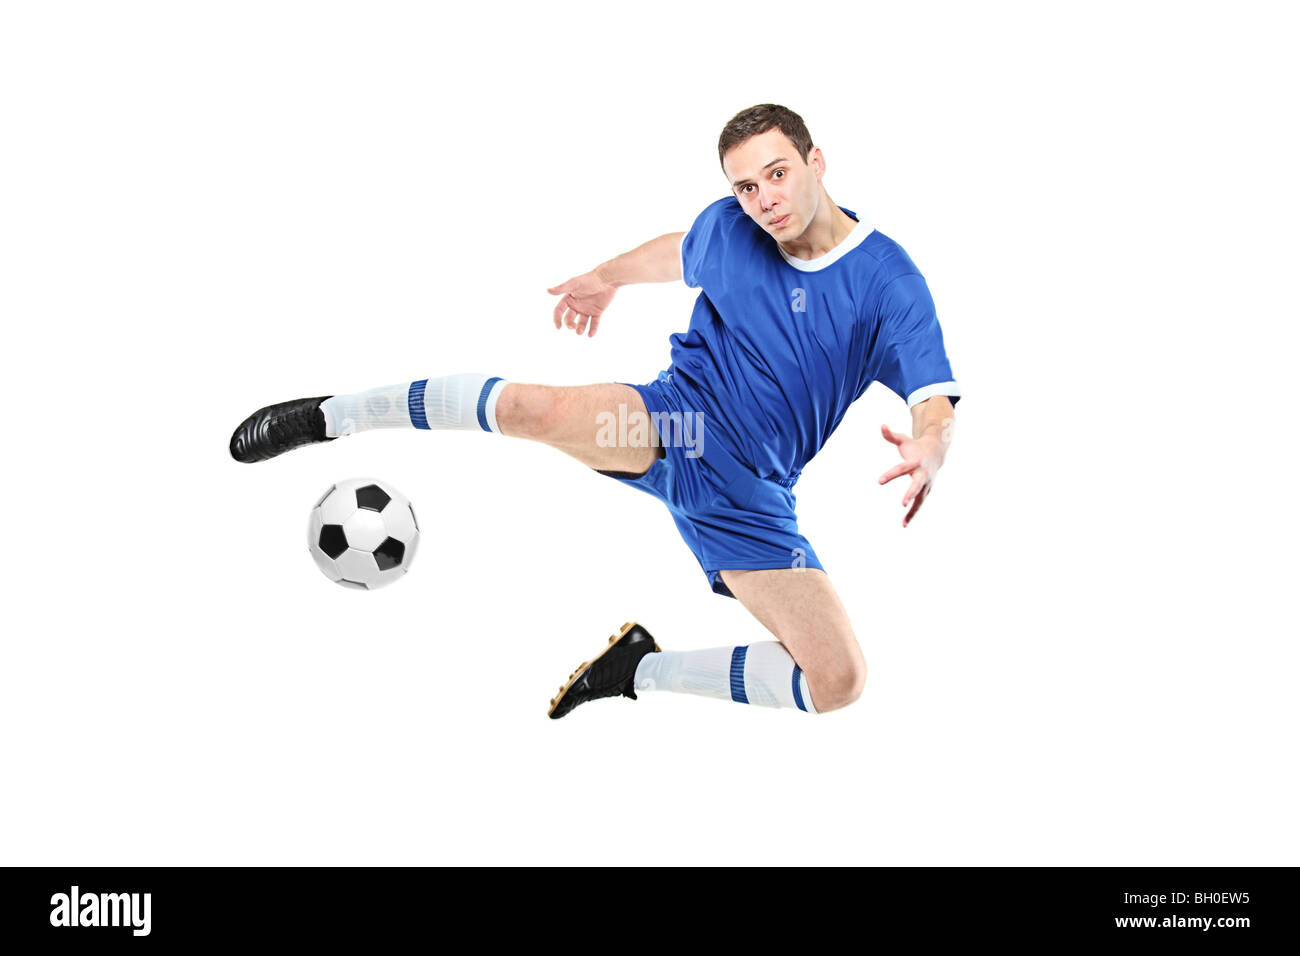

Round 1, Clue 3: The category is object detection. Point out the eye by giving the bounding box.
[773,168,785,179]
[740,184,753,194]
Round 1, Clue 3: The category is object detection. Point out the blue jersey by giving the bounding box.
[669,196,961,482]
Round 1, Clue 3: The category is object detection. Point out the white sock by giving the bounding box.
[633,642,817,713]
[321,374,508,437]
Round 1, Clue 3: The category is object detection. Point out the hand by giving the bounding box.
[878,424,945,528]
[547,268,618,338]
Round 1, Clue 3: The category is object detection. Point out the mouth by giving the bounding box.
[769,215,790,228]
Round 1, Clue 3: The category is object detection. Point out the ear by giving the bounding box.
[809,146,826,180]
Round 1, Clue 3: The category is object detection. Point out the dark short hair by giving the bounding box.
[717,104,814,171]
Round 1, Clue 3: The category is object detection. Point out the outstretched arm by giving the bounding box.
[548,232,686,337]
[878,395,955,527]
[597,232,686,287]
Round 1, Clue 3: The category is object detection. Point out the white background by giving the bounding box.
[1,1,1295,865]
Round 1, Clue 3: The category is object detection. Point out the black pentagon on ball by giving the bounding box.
[355,484,391,512]
[372,536,405,571]
[318,524,348,559]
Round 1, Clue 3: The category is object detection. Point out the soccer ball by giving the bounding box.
[307,478,420,589]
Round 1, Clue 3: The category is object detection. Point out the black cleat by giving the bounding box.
[229,396,334,463]
[548,621,661,720]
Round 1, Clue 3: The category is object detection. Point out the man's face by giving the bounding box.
[722,127,823,239]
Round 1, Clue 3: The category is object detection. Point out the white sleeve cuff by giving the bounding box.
[906,381,961,407]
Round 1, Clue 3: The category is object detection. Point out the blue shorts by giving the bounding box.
[597,371,823,599]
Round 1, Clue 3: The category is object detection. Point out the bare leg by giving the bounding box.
[716,567,867,713]
[493,382,662,475]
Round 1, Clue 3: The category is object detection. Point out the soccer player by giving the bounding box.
[229,104,961,719]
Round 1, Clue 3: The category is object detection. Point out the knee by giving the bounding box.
[807,652,867,713]
[496,385,561,439]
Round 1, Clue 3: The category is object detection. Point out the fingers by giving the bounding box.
[901,471,926,508]
[556,305,595,334]
[587,315,601,337]
[879,459,919,485]
[550,281,580,331]
[902,483,929,527]
[880,424,904,446]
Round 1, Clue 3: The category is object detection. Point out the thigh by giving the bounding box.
[718,567,865,706]
[496,382,663,474]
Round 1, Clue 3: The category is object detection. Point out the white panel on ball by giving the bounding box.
[372,563,410,588]
[382,503,418,543]
[319,487,357,527]
[402,529,420,567]
[311,543,344,582]
[307,506,324,544]
[342,508,388,552]
[334,548,382,588]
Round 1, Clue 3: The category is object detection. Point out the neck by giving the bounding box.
[778,192,858,261]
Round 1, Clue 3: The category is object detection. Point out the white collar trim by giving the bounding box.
[776,209,874,272]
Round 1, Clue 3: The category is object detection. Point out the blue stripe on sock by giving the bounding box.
[476,376,504,433]
[792,665,807,712]
[408,380,429,430]
[730,646,749,704]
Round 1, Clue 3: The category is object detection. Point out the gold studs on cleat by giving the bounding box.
[546,621,643,717]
